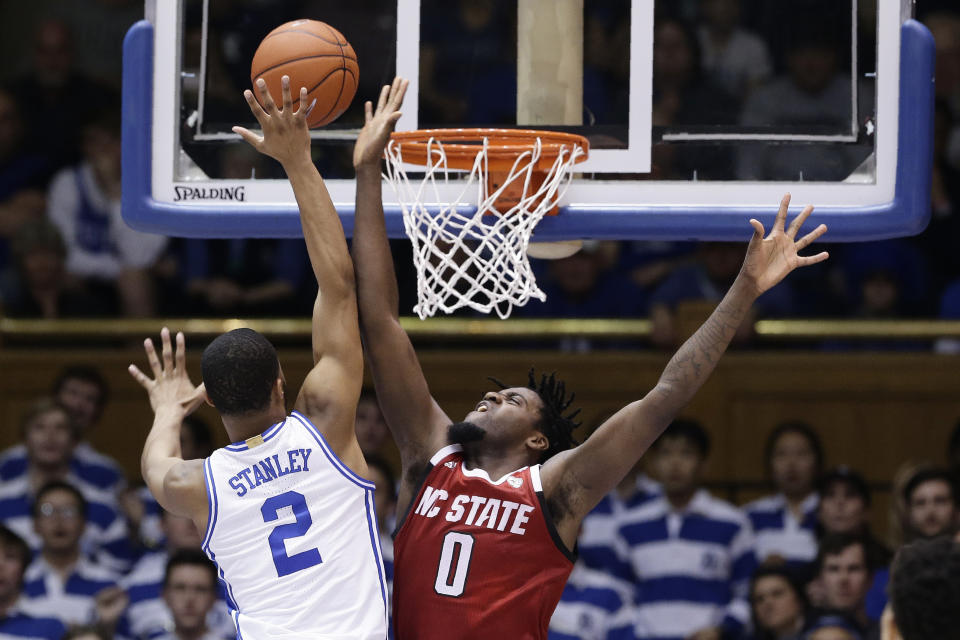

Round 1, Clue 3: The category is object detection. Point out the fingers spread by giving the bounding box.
[161,327,173,373]
[175,331,186,373]
[128,364,151,388]
[256,78,277,114]
[376,83,391,114]
[749,218,765,238]
[786,204,814,238]
[232,126,263,148]
[797,251,830,266]
[242,90,267,126]
[144,338,162,377]
[364,100,373,124]
[297,86,308,116]
[795,223,828,250]
[774,193,790,232]
[281,75,293,112]
[390,78,409,111]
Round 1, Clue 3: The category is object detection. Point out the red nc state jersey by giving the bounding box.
[393,444,575,640]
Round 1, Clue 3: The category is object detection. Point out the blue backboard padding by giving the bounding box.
[122,19,934,241]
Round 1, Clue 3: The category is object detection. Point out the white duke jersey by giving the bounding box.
[202,411,388,640]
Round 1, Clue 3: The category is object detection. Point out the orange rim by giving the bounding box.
[388,128,590,172]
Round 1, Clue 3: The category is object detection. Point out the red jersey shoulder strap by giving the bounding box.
[394,444,464,537]
[529,463,578,563]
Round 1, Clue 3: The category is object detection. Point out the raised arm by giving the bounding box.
[352,78,451,469]
[541,195,829,545]
[234,77,363,460]
[129,328,207,525]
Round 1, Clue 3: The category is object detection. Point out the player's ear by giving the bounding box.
[880,605,901,640]
[526,431,548,453]
[203,386,215,408]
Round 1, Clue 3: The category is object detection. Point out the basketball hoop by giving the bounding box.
[383,128,589,319]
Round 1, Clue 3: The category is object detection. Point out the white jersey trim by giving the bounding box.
[461,463,530,485]
[530,464,544,492]
[221,418,287,452]
[364,487,390,628]
[200,457,218,555]
[429,444,463,465]
[290,411,376,490]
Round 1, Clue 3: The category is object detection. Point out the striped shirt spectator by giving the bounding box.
[115,550,234,640]
[744,493,819,566]
[0,474,133,571]
[549,561,632,640]
[0,525,65,640]
[20,554,117,627]
[0,442,125,498]
[579,473,660,582]
[748,421,824,567]
[613,489,758,640]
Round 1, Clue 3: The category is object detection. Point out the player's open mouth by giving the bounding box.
[476,401,489,412]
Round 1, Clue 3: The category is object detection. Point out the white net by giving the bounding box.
[383,134,586,319]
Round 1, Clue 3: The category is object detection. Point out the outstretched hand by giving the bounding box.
[740,193,829,296]
[128,327,206,417]
[233,75,312,166]
[353,77,409,169]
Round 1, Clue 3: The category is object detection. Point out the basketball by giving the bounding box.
[250,19,358,128]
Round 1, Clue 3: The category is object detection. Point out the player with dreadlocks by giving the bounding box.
[351,78,829,639]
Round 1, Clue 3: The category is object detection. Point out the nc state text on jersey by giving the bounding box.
[227,448,313,497]
[413,485,535,534]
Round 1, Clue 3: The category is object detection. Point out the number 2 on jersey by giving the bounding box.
[434,532,475,597]
[261,491,322,577]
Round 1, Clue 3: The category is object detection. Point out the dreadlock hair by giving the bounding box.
[489,369,581,463]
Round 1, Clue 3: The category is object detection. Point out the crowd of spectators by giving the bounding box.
[0,362,957,639]
[0,1,956,347]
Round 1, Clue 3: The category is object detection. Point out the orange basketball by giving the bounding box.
[250,19,358,128]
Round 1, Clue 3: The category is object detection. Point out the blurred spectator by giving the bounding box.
[418,0,515,126]
[817,468,891,569]
[0,86,49,271]
[649,243,794,348]
[180,238,310,317]
[697,0,773,98]
[356,389,390,458]
[611,420,757,640]
[60,626,111,640]
[156,550,230,640]
[579,457,660,584]
[122,415,215,551]
[9,20,111,173]
[924,13,960,169]
[0,220,98,318]
[803,613,863,640]
[812,535,879,639]
[549,558,632,640]
[45,0,141,90]
[51,365,125,495]
[737,27,872,181]
[0,399,132,569]
[19,481,118,627]
[746,421,823,568]
[748,565,809,640]
[882,538,960,640]
[834,242,930,319]
[923,100,960,288]
[902,468,958,541]
[651,16,738,180]
[0,525,66,640]
[108,510,233,640]
[47,109,167,317]
[364,455,396,605]
[519,243,648,350]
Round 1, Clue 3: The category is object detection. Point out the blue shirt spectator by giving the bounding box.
[745,493,819,567]
[0,525,66,640]
[548,561,632,640]
[579,472,660,583]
